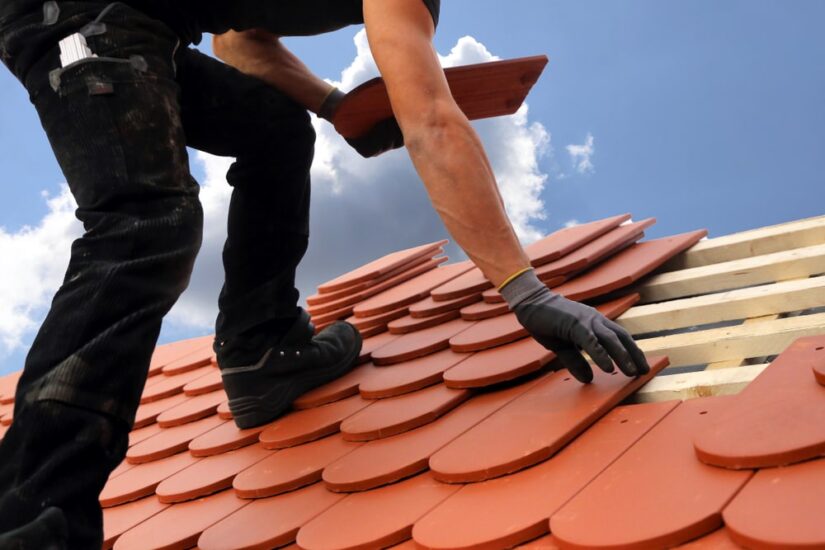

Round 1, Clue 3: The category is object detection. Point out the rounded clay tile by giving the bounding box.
[149,335,213,377]
[325,381,535,493]
[309,257,445,317]
[356,331,400,364]
[370,318,476,366]
[359,349,470,399]
[126,415,226,464]
[448,313,526,353]
[815,352,825,385]
[553,230,707,302]
[182,369,223,396]
[459,299,509,321]
[723,458,825,549]
[292,363,382,410]
[296,474,459,550]
[234,434,360,499]
[444,337,552,389]
[102,496,169,550]
[524,213,631,267]
[413,402,676,549]
[161,346,215,376]
[140,365,215,404]
[430,267,492,302]
[693,335,825,469]
[348,305,410,331]
[353,261,473,318]
[408,293,482,318]
[188,418,272,457]
[156,389,228,428]
[200,483,345,550]
[356,323,388,339]
[128,422,163,448]
[550,397,752,550]
[113,489,246,550]
[216,400,232,419]
[134,392,190,429]
[387,309,461,335]
[431,357,667,483]
[308,253,435,307]
[156,444,272,503]
[1,411,13,426]
[317,241,446,294]
[674,529,741,549]
[340,384,472,442]
[533,218,655,281]
[100,452,195,508]
[259,394,372,449]
[109,460,135,480]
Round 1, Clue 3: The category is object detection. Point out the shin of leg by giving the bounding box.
[216,97,316,343]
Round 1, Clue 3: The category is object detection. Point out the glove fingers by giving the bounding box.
[605,319,651,375]
[553,348,594,384]
[572,323,615,375]
[594,321,638,377]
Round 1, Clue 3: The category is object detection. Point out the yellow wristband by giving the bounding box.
[497,266,533,292]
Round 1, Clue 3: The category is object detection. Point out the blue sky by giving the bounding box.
[1,0,823,374]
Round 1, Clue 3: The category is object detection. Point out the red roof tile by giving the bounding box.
[551,397,753,549]
[234,434,360,498]
[414,401,677,549]
[693,334,825,469]
[429,356,668,483]
[17,215,819,549]
[258,394,371,449]
[723,458,825,549]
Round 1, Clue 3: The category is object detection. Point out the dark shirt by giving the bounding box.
[126,0,440,45]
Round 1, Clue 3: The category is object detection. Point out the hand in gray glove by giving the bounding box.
[501,269,650,383]
[319,88,404,158]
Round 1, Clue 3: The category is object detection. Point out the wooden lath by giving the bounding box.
[619,214,825,403]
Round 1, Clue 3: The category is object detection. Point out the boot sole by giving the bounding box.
[227,324,363,429]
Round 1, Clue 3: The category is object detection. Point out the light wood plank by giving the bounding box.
[660,214,825,271]
[637,312,825,368]
[619,276,825,334]
[637,244,825,304]
[631,364,768,403]
[704,315,780,370]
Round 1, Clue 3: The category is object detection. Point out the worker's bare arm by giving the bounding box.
[362,0,529,286]
[213,31,334,115]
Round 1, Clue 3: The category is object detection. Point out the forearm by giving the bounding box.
[213,31,333,114]
[403,103,529,286]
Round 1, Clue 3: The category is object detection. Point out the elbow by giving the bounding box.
[400,99,468,155]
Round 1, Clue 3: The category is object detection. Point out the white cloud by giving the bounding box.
[564,219,580,228]
[566,133,595,175]
[0,186,81,356]
[0,30,555,351]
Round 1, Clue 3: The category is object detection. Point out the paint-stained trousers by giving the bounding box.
[0,2,314,547]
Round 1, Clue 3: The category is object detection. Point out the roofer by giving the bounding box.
[0,0,650,547]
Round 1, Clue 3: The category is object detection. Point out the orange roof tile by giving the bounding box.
[2,213,821,549]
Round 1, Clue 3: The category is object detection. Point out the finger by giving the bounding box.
[594,321,637,377]
[572,323,615,375]
[606,319,651,375]
[553,348,593,384]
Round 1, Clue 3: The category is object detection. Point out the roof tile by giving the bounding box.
[693,334,825,469]
[430,356,668,482]
[413,401,677,549]
[258,394,371,449]
[723,458,825,549]
[234,434,361,498]
[551,397,752,549]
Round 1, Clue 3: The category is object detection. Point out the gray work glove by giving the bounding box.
[501,269,650,383]
[319,88,405,158]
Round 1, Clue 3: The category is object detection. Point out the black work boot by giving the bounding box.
[217,309,362,429]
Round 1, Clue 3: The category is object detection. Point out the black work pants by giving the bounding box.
[0,2,314,547]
